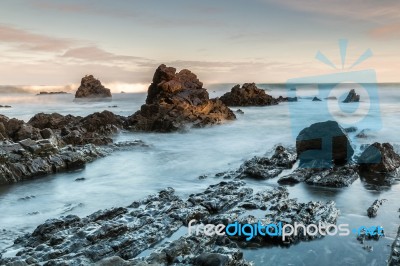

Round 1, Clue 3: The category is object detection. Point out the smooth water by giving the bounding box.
[0,84,399,265]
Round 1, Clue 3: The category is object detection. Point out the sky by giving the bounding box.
[1,0,400,91]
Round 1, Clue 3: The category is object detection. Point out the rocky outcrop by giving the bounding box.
[343,89,360,103]
[358,143,400,173]
[128,64,235,132]
[312,97,322,101]
[75,75,112,99]
[0,181,338,265]
[220,83,278,106]
[28,111,127,146]
[296,121,354,168]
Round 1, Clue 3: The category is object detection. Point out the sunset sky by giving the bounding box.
[1,0,400,89]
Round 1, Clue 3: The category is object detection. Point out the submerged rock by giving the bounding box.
[342,89,360,103]
[75,75,112,99]
[0,181,339,265]
[220,83,278,106]
[296,121,354,168]
[128,64,235,132]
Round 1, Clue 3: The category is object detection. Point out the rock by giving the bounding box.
[355,129,370,139]
[0,105,12,108]
[277,96,298,102]
[237,146,296,180]
[235,109,244,114]
[296,121,354,167]
[343,89,360,103]
[75,75,112,99]
[367,199,386,218]
[37,91,68,95]
[325,96,337,100]
[220,83,278,106]
[389,226,400,266]
[128,64,235,132]
[312,97,322,101]
[1,181,339,265]
[278,164,359,187]
[358,143,400,173]
[344,126,358,133]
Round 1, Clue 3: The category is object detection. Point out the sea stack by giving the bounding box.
[74,75,112,100]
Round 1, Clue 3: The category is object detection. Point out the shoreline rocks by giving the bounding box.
[128,64,235,132]
[220,83,278,106]
[0,181,339,265]
[366,199,386,218]
[74,75,112,99]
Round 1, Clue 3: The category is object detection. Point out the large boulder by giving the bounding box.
[128,64,235,132]
[74,75,112,99]
[220,83,278,106]
[358,142,400,173]
[296,121,354,167]
[342,89,360,103]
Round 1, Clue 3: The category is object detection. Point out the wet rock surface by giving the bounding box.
[277,96,297,102]
[0,139,145,185]
[296,120,354,167]
[128,64,235,132]
[0,181,339,265]
[367,199,386,218]
[389,226,400,266]
[236,146,297,180]
[342,89,360,103]
[278,164,360,187]
[75,75,112,99]
[220,83,278,106]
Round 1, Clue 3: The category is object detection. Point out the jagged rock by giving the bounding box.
[278,164,359,187]
[366,199,386,218]
[237,146,296,180]
[344,126,358,133]
[312,97,322,101]
[296,121,354,168]
[0,181,339,265]
[220,83,278,106]
[128,64,235,132]
[358,143,400,173]
[343,89,360,103]
[75,75,112,99]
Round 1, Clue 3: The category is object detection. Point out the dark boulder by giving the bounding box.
[75,75,112,99]
[343,89,360,103]
[220,83,278,106]
[312,97,322,101]
[128,64,235,132]
[358,143,400,173]
[296,121,354,167]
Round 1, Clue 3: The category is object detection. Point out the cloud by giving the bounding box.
[369,23,400,39]
[61,46,149,63]
[0,24,75,52]
[263,0,400,22]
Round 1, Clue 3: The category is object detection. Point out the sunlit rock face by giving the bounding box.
[220,83,278,106]
[128,64,236,132]
[74,75,112,99]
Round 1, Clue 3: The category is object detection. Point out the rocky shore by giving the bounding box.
[0,181,339,265]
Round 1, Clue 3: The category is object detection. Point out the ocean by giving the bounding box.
[0,84,399,265]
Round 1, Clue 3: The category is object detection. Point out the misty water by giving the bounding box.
[0,84,399,265]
